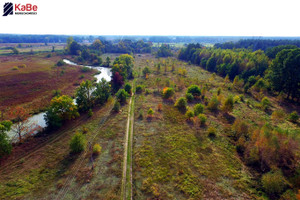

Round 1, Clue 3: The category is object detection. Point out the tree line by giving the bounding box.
[178,44,300,101]
[214,39,300,51]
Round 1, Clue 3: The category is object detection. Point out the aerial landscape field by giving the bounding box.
[0,35,299,200]
[1,0,300,199]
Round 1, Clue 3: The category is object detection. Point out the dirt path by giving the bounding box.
[122,86,134,200]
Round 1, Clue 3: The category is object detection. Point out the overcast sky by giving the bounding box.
[0,0,300,36]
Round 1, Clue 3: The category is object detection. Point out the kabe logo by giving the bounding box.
[3,2,38,16]
[3,2,13,16]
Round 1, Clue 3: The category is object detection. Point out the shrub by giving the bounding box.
[113,101,120,112]
[261,170,287,196]
[185,109,194,120]
[157,104,162,112]
[198,114,207,126]
[136,85,143,94]
[239,94,244,102]
[288,111,299,123]
[88,109,93,117]
[52,89,61,97]
[139,109,144,119]
[162,87,175,99]
[145,89,151,95]
[124,83,132,95]
[261,97,271,111]
[147,108,154,117]
[185,93,194,102]
[116,89,129,104]
[207,96,220,112]
[208,127,216,138]
[233,95,240,103]
[93,144,102,155]
[174,97,187,110]
[271,110,285,121]
[12,66,19,70]
[81,66,91,72]
[70,132,86,153]
[187,85,201,97]
[194,103,204,116]
[231,119,249,141]
[142,66,151,77]
[222,95,234,113]
[57,60,65,66]
[18,64,26,68]
[217,87,222,95]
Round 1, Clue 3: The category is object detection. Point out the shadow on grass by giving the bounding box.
[56,152,81,177]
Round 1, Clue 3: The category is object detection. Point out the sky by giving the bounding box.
[0,0,300,36]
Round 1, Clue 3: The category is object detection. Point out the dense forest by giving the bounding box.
[178,43,300,101]
[215,39,300,51]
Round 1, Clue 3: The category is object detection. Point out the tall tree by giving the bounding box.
[76,80,95,112]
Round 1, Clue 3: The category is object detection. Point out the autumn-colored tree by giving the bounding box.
[111,72,124,92]
[162,87,175,99]
[8,106,31,142]
[45,95,79,129]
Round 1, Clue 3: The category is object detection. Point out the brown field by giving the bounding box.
[0,53,96,119]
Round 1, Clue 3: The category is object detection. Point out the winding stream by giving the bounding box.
[7,59,112,142]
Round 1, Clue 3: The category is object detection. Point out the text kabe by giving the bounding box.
[15,4,38,11]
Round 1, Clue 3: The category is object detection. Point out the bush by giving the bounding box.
[217,87,222,95]
[116,89,129,104]
[288,111,299,123]
[136,85,143,94]
[70,132,86,153]
[185,109,194,120]
[208,127,216,138]
[231,119,249,141]
[113,101,120,112]
[88,109,93,117]
[93,144,102,155]
[187,85,201,97]
[18,64,26,68]
[271,110,285,121]
[56,60,65,66]
[124,83,132,95]
[185,93,194,102]
[52,89,61,97]
[157,103,163,111]
[198,114,207,126]
[222,95,234,113]
[194,103,204,116]
[162,87,175,99]
[138,109,144,119]
[233,95,240,103]
[174,97,187,110]
[147,108,154,117]
[12,66,19,70]
[261,97,271,111]
[207,96,220,112]
[261,170,287,197]
[81,66,91,73]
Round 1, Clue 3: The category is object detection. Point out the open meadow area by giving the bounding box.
[0,53,96,119]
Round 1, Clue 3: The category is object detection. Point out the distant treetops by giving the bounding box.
[178,43,300,102]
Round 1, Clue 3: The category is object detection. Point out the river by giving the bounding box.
[7,59,112,142]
